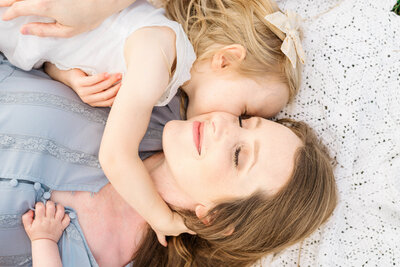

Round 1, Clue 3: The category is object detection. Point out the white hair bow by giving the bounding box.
[265,10,306,68]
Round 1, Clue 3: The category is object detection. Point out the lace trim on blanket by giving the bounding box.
[0,92,108,125]
[0,254,32,266]
[0,214,21,228]
[0,133,101,168]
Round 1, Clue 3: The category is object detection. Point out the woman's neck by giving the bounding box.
[92,153,197,265]
[144,153,197,211]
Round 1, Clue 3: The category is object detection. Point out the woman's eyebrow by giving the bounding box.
[245,118,261,173]
[248,139,259,173]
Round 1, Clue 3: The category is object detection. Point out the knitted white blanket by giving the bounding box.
[255,0,400,266]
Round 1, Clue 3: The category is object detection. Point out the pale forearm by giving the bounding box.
[31,239,62,267]
[43,62,73,88]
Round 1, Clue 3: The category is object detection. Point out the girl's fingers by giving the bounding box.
[156,232,168,247]
[187,230,196,235]
[84,73,122,94]
[21,210,34,228]
[45,201,56,218]
[89,96,116,107]
[34,202,45,218]
[20,22,74,38]
[78,72,109,87]
[2,0,39,20]
[55,203,65,220]
[84,82,121,104]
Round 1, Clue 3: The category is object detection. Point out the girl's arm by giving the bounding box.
[44,63,122,107]
[99,26,191,246]
[1,0,138,37]
[22,201,70,267]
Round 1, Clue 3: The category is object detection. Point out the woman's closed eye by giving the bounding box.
[233,116,253,169]
[234,116,244,168]
[234,146,241,167]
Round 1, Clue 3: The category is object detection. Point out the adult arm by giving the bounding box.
[0,0,137,37]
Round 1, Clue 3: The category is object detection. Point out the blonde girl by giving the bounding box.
[0,0,304,245]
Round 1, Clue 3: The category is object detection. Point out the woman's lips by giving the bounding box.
[193,121,204,155]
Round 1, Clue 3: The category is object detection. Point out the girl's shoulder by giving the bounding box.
[121,1,196,106]
[125,26,176,59]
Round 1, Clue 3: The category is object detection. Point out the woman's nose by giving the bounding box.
[208,113,232,141]
[207,119,219,141]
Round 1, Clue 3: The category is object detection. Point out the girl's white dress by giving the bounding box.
[0,0,196,106]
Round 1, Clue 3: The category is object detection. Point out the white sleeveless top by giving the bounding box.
[0,0,196,106]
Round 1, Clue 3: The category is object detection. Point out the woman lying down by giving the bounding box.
[0,54,336,266]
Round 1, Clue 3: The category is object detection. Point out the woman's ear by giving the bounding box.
[211,44,246,70]
[222,226,235,236]
[195,204,211,225]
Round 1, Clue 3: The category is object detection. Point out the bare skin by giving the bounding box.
[48,112,302,266]
[51,184,144,266]
[50,152,194,266]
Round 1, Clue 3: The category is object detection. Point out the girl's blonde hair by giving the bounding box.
[165,0,301,101]
[133,119,337,266]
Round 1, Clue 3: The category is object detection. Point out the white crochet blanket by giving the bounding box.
[255,0,400,266]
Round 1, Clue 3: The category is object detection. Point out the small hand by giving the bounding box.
[153,212,196,247]
[68,69,122,107]
[22,201,70,243]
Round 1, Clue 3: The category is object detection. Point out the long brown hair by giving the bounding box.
[133,119,337,266]
[165,0,301,102]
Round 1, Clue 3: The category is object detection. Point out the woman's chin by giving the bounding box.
[162,120,187,163]
[162,120,188,148]
[162,120,177,150]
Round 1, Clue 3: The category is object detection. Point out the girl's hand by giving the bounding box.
[153,212,196,247]
[68,69,122,107]
[22,201,70,243]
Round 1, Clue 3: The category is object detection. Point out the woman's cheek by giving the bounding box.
[202,158,231,185]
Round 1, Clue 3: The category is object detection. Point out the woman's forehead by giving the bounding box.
[246,118,302,194]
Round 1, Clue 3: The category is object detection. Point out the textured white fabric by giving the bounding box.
[253,0,400,266]
[0,0,196,106]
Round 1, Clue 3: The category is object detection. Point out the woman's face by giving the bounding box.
[162,112,302,207]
